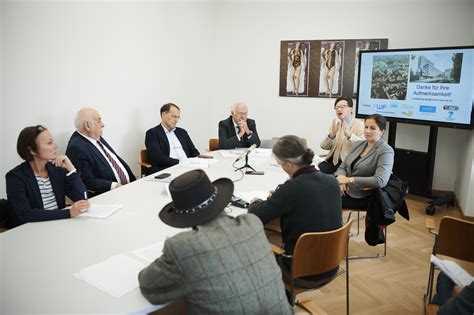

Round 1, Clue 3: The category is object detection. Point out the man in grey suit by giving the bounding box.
[218,102,261,149]
[138,169,291,314]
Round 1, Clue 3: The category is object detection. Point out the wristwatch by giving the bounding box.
[349,177,354,185]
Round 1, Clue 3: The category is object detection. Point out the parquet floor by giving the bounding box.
[289,195,465,315]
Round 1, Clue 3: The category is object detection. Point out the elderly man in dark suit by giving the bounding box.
[145,103,200,174]
[66,108,136,196]
[218,102,261,149]
[138,169,291,314]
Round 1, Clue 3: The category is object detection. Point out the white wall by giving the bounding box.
[455,0,474,217]
[1,0,473,202]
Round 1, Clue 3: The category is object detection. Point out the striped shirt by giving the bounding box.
[35,176,58,210]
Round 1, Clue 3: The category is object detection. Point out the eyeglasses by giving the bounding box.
[334,105,349,110]
[169,114,180,120]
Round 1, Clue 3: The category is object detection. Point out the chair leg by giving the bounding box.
[346,255,350,315]
[349,225,387,260]
[426,263,436,303]
[346,210,361,237]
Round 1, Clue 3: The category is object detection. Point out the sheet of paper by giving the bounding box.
[218,150,242,158]
[249,148,272,158]
[74,254,146,298]
[235,191,268,203]
[431,255,474,287]
[180,158,209,169]
[129,304,167,315]
[79,204,122,219]
[132,241,165,264]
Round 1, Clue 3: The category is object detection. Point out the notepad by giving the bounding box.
[79,204,123,219]
[74,254,146,298]
[431,255,474,287]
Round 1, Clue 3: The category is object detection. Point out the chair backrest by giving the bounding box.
[209,138,219,151]
[0,199,11,231]
[292,219,353,279]
[272,137,307,147]
[434,216,474,262]
[140,149,149,164]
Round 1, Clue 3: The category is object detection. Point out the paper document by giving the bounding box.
[431,254,474,287]
[79,204,122,219]
[235,191,268,203]
[249,148,272,158]
[180,158,218,169]
[219,150,242,158]
[132,241,165,263]
[74,254,146,298]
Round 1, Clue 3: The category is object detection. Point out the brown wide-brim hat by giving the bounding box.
[159,169,234,228]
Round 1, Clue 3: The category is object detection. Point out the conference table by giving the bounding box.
[1,149,289,314]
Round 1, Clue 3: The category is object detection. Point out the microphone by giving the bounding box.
[235,144,257,162]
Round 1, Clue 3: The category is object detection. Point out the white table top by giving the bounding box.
[1,149,288,314]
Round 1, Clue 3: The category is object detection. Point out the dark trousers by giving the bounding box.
[341,194,371,209]
[318,159,341,174]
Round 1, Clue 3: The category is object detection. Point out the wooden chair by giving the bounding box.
[424,216,474,305]
[272,137,307,147]
[208,138,219,151]
[0,199,11,233]
[139,149,152,177]
[272,219,353,315]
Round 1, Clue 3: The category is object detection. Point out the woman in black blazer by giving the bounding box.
[6,125,90,227]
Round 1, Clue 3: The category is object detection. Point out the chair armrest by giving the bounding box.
[425,218,438,235]
[139,161,152,168]
[270,244,285,255]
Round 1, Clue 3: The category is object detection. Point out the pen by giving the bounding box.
[81,191,89,212]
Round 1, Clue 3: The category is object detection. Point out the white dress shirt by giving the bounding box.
[161,125,188,161]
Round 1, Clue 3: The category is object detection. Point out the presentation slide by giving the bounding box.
[357,47,474,128]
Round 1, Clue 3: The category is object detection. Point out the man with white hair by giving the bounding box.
[66,108,135,196]
[218,102,261,149]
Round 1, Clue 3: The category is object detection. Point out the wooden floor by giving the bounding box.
[287,195,465,315]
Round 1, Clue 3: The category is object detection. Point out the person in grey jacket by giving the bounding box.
[138,169,291,314]
[335,114,394,209]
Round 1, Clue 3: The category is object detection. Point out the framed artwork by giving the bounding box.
[279,38,388,98]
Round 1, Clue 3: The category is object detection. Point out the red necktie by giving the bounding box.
[97,141,128,185]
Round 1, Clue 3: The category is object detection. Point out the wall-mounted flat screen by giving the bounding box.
[356,46,474,129]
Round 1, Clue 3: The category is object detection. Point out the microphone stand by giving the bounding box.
[235,150,256,172]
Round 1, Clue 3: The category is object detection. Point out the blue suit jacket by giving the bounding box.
[66,132,136,195]
[6,162,86,227]
[145,124,200,173]
[218,116,261,149]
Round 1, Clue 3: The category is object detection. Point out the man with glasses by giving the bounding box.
[66,108,136,196]
[145,103,200,174]
[218,102,261,149]
[319,97,364,174]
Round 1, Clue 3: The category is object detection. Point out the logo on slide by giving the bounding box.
[419,105,436,113]
[442,105,459,111]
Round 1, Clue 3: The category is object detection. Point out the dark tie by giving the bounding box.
[97,141,128,185]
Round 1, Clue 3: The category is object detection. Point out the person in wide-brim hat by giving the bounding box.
[159,169,234,228]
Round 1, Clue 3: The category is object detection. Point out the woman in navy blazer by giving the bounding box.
[335,114,394,209]
[6,125,90,227]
